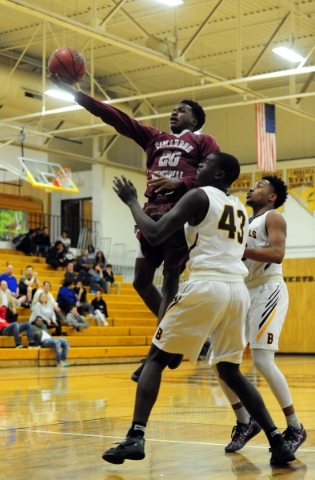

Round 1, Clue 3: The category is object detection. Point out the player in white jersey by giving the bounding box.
[102,154,295,467]
[215,175,306,454]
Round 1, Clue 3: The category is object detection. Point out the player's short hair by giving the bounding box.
[262,175,288,208]
[180,99,206,131]
[213,152,240,186]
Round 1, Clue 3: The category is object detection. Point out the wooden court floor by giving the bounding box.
[0,356,314,480]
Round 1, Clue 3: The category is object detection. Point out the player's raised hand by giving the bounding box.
[113,175,138,204]
[147,170,183,193]
[47,72,79,95]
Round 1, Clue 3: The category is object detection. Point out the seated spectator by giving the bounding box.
[91,291,109,326]
[31,316,69,366]
[65,305,89,332]
[88,264,108,294]
[64,262,77,284]
[0,280,19,323]
[32,281,67,332]
[56,280,81,314]
[19,266,41,305]
[0,314,38,349]
[56,229,71,248]
[30,292,62,336]
[16,229,36,256]
[95,251,106,270]
[103,264,121,295]
[35,226,51,257]
[86,244,96,264]
[46,241,68,270]
[0,265,27,305]
[75,249,93,285]
[64,246,75,263]
[73,281,94,317]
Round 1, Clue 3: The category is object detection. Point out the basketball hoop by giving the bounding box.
[53,167,72,188]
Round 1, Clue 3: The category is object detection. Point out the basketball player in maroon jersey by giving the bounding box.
[49,74,220,380]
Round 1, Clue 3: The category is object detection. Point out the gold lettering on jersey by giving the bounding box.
[155,139,194,153]
[248,229,257,239]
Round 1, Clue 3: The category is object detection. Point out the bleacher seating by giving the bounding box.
[0,249,156,367]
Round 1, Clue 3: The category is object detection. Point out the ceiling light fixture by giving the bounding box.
[45,89,75,101]
[158,0,183,6]
[272,47,305,63]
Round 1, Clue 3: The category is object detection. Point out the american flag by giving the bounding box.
[255,103,277,172]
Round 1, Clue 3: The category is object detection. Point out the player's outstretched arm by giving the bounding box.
[113,175,208,245]
[48,73,79,96]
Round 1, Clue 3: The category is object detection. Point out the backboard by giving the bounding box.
[18,157,79,194]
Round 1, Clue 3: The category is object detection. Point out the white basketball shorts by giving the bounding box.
[152,278,250,365]
[246,281,289,350]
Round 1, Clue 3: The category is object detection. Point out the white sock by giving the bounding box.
[234,406,251,425]
[286,413,301,430]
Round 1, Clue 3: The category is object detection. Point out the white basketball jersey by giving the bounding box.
[185,186,249,277]
[244,210,283,283]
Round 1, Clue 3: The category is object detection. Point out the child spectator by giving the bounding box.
[91,291,109,326]
[73,281,94,316]
[103,264,120,295]
[31,316,69,366]
[65,305,89,332]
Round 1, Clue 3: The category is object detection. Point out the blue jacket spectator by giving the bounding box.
[56,279,81,314]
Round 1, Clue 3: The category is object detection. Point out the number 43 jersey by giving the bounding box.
[185,186,249,278]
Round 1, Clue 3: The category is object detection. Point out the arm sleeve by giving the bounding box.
[75,91,157,151]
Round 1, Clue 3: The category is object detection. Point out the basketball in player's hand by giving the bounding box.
[48,47,86,85]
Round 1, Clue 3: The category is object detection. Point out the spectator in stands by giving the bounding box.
[56,229,71,248]
[95,251,106,270]
[46,241,68,270]
[19,266,41,306]
[73,280,94,317]
[0,280,19,323]
[65,305,89,332]
[56,279,81,314]
[75,249,94,285]
[31,316,69,366]
[35,226,51,257]
[32,280,66,330]
[88,264,108,294]
[86,245,96,263]
[16,229,36,256]
[0,265,27,305]
[91,291,109,326]
[0,305,38,349]
[103,264,121,295]
[64,262,78,284]
[30,292,62,336]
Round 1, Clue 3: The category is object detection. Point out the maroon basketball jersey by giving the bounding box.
[76,92,220,201]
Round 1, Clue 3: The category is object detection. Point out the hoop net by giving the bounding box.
[53,167,72,188]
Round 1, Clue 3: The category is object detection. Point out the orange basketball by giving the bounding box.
[48,47,86,85]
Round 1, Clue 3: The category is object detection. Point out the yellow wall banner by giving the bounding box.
[287,168,315,215]
[230,173,253,216]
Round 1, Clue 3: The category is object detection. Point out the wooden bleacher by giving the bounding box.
[0,249,156,367]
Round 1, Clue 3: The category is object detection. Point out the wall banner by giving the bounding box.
[0,209,28,241]
[287,168,315,216]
